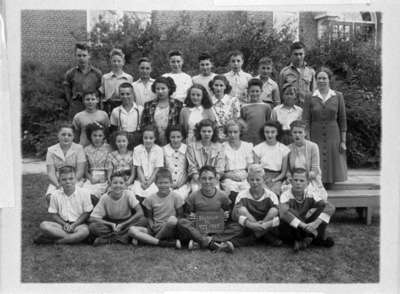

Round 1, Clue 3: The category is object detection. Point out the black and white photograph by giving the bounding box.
[0,0,399,292]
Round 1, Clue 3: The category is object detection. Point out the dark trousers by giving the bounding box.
[279,203,328,245]
[226,226,281,247]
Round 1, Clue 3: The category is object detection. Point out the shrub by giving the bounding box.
[21,61,69,157]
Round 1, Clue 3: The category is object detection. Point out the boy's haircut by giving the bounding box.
[224,119,247,136]
[290,41,306,52]
[247,164,265,177]
[208,75,232,95]
[57,122,74,133]
[281,83,298,95]
[247,78,263,89]
[75,42,90,52]
[289,120,307,131]
[165,124,187,142]
[198,52,212,62]
[138,57,152,65]
[155,167,173,182]
[58,165,76,177]
[199,165,217,177]
[85,122,108,144]
[168,50,183,58]
[258,56,273,66]
[82,90,98,99]
[151,76,176,96]
[291,167,309,179]
[110,130,130,150]
[228,50,244,60]
[259,120,283,141]
[193,119,219,142]
[110,171,126,182]
[184,84,212,109]
[119,82,134,91]
[109,48,125,59]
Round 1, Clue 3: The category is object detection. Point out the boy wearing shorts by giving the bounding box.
[128,168,184,248]
[89,172,147,245]
[34,166,93,244]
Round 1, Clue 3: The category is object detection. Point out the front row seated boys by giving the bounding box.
[34,165,335,252]
[34,165,93,244]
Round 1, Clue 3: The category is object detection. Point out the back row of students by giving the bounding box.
[36,163,334,254]
[64,41,314,119]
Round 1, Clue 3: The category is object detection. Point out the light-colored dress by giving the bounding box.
[211,94,240,141]
[82,143,111,198]
[303,89,347,183]
[163,144,191,200]
[221,141,254,193]
[45,143,86,196]
[132,144,164,198]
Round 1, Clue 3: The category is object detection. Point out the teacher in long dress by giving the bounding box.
[302,66,347,188]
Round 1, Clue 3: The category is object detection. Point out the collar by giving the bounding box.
[280,104,298,111]
[289,62,308,69]
[164,143,187,155]
[75,64,95,73]
[313,89,335,102]
[212,94,230,105]
[49,143,78,160]
[137,78,154,84]
[119,103,139,113]
[58,187,77,198]
[194,141,219,150]
[228,70,243,76]
[189,105,203,112]
[109,71,130,78]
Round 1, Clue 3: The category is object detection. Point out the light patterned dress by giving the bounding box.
[82,143,111,198]
[211,94,240,141]
[106,150,134,180]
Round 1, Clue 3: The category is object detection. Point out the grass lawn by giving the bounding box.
[21,174,380,283]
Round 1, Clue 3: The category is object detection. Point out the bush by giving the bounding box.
[21,61,69,157]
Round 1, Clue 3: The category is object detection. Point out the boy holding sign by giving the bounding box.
[176,165,235,253]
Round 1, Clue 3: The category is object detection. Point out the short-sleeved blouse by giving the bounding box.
[223,141,254,171]
[46,143,86,176]
[163,144,188,188]
[84,143,111,171]
[133,144,164,178]
[107,150,134,175]
[253,142,290,171]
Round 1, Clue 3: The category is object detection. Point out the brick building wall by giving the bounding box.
[299,12,320,49]
[21,10,87,67]
[151,10,274,33]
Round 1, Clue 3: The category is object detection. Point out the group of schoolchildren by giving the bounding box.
[34,41,335,253]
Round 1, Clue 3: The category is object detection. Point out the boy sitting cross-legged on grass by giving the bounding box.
[229,164,282,247]
[88,172,147,246]
[176,165,236,253]
[34,165,93,245]
[279,168,335,252]
[128,168,184,248]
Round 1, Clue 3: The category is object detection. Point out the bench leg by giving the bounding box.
[366,206,372,225]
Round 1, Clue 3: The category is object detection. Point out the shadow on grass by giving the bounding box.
[21,174,379,283]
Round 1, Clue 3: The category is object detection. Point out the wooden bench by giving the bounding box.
[328,189,379,225]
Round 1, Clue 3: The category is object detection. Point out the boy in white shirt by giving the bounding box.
[132,57,156,106]
[34,166,93,244]
[162,50,192,103]
[223,50,252,103]
[99,48,133,115]
[192,52,216,97]
[110,82,143,149]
